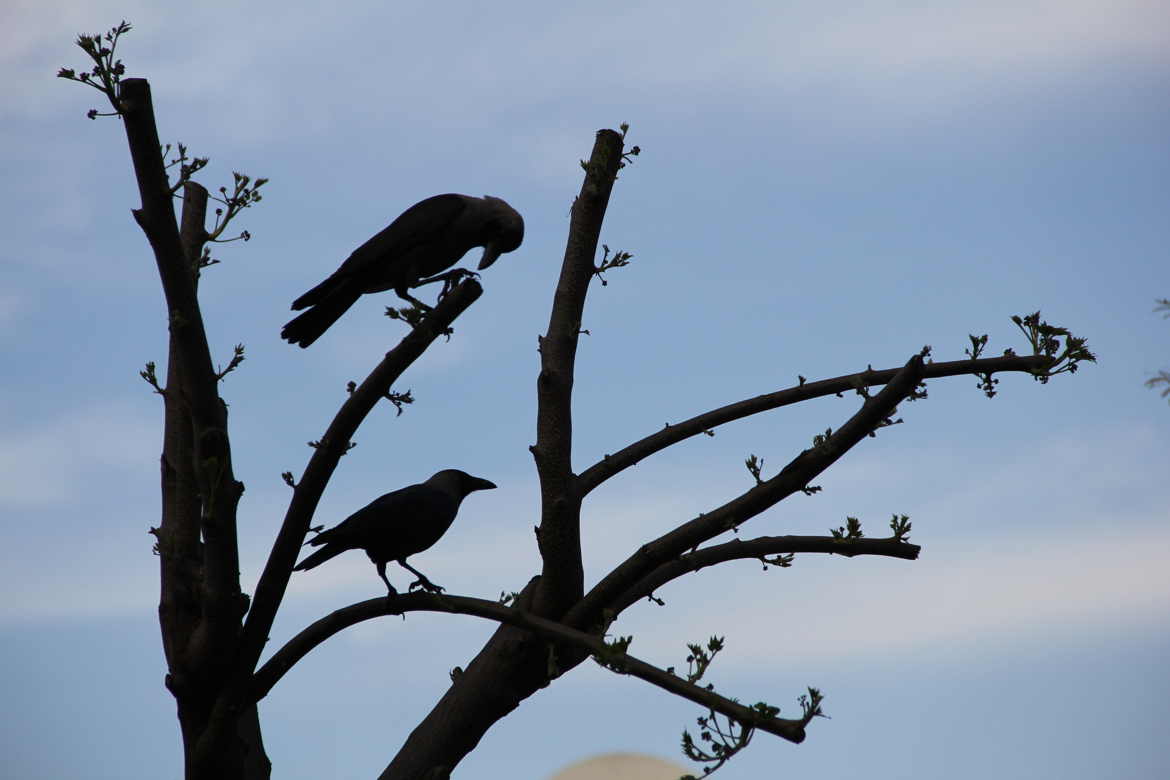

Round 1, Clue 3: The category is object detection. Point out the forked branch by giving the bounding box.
[565,351,928,631]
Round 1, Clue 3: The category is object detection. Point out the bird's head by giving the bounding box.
[477,196,525,270]
[428,469,497,499]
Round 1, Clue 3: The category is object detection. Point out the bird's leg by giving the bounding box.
[376,561,399,597]
[393,288,435,314]
[399,560,445,594]
[412,268,480,299]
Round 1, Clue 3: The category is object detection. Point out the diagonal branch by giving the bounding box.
[578,354,1051,496]
[564,352,928,632]
[531,128,626,615]
[235,279,483,678]
[252,592,812,744]
[609,534,920,615]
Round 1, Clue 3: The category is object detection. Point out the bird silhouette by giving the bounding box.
[293,469,496,594]
[282,193,523,347]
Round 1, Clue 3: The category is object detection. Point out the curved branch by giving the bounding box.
[578,354,1051,496]
[610,534,920,615]
[236,279,483,679]
[253,592,812,744]
[564,352,928,632]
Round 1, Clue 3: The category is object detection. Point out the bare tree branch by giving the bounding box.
[154,182,211,681]
[253,592,812,744]
[122,77,246,623]
[121,81,246,663]
[381,129,631,779]
[179,181,210,266]
[156,180,216,685]
[609,534,920,615]
[531,128,626,614]
[578,354,1051,496]
[564,352,928,632]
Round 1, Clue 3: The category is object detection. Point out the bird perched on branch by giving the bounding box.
[281,193,524,347]
[293,469,496,594]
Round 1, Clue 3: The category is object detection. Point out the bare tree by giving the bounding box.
[61,23,1095,780]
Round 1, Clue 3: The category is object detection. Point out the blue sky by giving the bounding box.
[3,1,1168,777]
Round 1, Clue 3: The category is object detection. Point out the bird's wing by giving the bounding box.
[372,488,457,557]
[308,483,433,544]
[333,485,461,565]
[296,485,434,570]
[337,194,470,280]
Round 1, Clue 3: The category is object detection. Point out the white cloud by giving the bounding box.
[707,529,1170,665]
[769,0,1169,73]
[0,400,157,506]
[11,0,1166,132]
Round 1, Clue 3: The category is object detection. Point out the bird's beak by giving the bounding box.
[477,243,503,270]
[472,477,497,492]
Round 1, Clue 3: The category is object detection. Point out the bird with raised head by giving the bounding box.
[293,469,497,595]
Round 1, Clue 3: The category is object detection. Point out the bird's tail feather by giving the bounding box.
[281,288,361,348]
[293,544,347,572]
[291,275,341,310]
